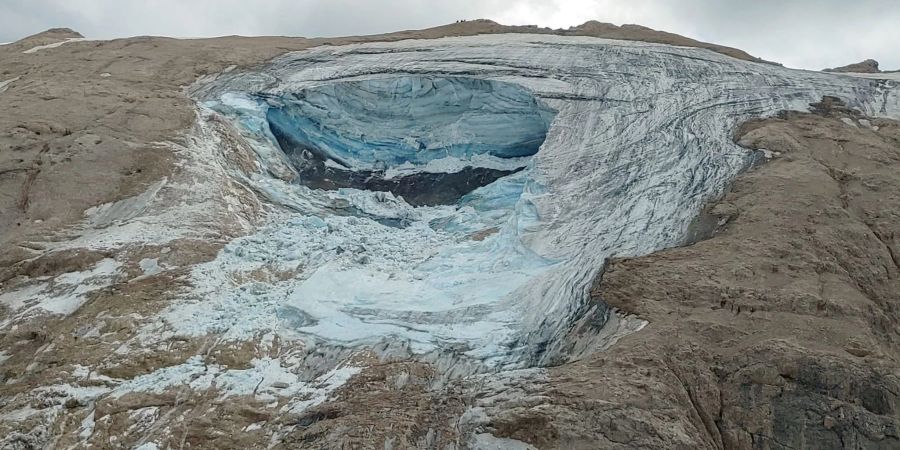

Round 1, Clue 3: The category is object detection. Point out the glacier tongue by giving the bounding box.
[172,34,900,375]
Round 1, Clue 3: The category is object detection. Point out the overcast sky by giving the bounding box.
[2,0,898,70]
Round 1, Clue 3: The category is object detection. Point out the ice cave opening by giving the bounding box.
[263,76,556,205]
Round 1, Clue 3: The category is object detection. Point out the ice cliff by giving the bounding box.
[265,76,555,205]
[172,34,900,377]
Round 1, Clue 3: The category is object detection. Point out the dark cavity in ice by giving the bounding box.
[265,76,556,206]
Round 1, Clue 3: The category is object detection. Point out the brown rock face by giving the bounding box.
[824,59,881,73]
[500,98,900,449]
[5,28,84,52]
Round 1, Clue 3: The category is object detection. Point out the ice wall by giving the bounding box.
[267,76,555,170]
[260,76,555,205]
[177,34,900,376]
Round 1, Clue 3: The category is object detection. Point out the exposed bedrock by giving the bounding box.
[273,145,524,207]
[825,59,881,73]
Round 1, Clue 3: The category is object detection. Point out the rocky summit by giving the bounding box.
[824,58,882,73]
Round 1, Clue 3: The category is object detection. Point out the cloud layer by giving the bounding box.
[2,0,898,70]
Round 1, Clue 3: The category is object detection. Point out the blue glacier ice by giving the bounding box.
[210,77,556,206]
[265,77,555,170]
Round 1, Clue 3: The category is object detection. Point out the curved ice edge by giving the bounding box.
[161,33,900,379]
[262,76,555,169]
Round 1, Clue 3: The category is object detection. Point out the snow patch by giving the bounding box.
[138,258,162,276]
[382,154,532,179]
[243,421,265,432]
[23,38,86,54]
[0,406,41,422]
[470,433,538,450]
[78,410,96,440]
[84,179,167,228]
[0,76,20,93]
[0,258,122,322]
[110,355,361,413]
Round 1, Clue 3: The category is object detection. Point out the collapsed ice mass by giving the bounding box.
[179,35,899,376]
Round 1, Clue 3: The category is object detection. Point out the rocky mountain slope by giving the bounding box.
[1,21,899,450]
[553,98,900,449]
[825,59,882,73]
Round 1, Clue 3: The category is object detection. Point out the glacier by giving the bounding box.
[219,76,556,206]
[266,76,555,169]
[163,34,900,377]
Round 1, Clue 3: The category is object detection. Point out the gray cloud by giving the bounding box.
[2,0,898,70]
[654,0,900,70]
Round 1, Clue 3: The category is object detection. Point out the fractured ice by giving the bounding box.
[176,34,900,375]
[244,76,555,205]
[267,77,554,169]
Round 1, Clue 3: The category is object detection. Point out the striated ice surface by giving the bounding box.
[266,76,555,171]
[173,34,900,375]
